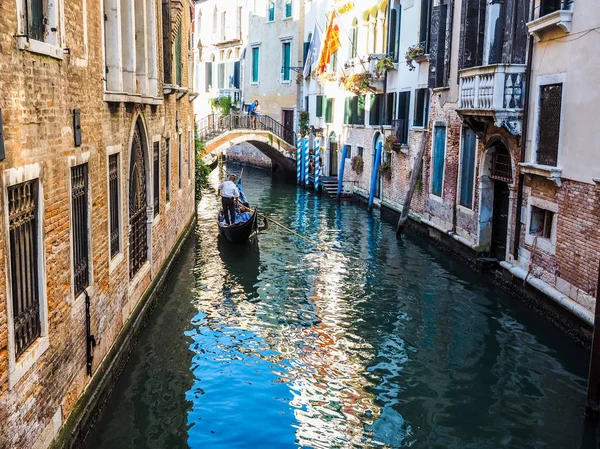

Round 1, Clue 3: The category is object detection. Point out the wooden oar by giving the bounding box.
[239,205,320,247]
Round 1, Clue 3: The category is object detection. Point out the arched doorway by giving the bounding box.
[372,132,384,198]
[329,132,338,177]
[129,118,149,278]
[479,140,513,261]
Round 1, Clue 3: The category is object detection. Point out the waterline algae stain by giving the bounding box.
[86,166,590,449]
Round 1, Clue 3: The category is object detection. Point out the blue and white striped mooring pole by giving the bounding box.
[368,141,383,211]
[296,136,302,184]
[337,144,349,199]
[314,138,321,192]
[303,137,310,187]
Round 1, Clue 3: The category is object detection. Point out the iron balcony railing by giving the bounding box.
[196,114,296,147]
[392,119,409,145]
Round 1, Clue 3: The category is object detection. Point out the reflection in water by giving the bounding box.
[86,166,592,449]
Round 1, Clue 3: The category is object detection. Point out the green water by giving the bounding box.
[85,165,593,449]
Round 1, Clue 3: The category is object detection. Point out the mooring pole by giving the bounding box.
[368,141,383,211]
[337,144,348,199]
[396,131,429,237]
[296,136,302,184]
[314,137,321,192]
[585,260,600,419]
[303,137,310,187]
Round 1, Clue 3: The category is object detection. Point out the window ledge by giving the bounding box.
[524,234,556,255]
[9,336,49,389]
[520,162,562,186]
[527,9,573,40]
[17,37,64,60]
[104,91,163,105]
[109,252,124,275]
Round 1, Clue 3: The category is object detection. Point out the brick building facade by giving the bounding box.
[0,0,196,447]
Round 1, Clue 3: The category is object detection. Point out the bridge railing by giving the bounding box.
[196,114,297,147]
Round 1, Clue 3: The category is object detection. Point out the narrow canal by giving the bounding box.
[86,165,592,449]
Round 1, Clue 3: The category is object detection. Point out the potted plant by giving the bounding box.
[340,72,373,95]
[405,44,425,71]
[351,155,364,174]
[375,56,395,77]
[384,135,401,152]
[379,160,392,180]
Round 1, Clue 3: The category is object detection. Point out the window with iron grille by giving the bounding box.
[491,145,513,182]
[71,163,90,297]
[536,83,562,167]
[166,138,171,203]
[8,179,41,359]
[109,154,121,258]
[153,143,160,217]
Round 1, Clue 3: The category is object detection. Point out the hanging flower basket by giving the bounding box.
[384,135,401,153]
[351,155,364,174]
[340,73,374,95]
[405,44,425,71]
[375,56,395,77]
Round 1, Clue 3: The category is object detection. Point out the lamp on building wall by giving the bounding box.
[73,109,82,147]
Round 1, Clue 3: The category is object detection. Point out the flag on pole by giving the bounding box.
[303,24,322,78]
[316,12,341,74]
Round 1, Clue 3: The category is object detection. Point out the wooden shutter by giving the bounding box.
[432,126,446,196]
[459,127,476,208]
[357,96,365,125]
[162,0,173,84]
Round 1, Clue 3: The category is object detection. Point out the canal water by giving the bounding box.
[86,165,593,449]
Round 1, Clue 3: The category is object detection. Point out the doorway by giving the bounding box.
[329,142,339,177]
[491,181,509,260]
[282,109,294,143]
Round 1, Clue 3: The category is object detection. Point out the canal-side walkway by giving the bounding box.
[85,166,592,449]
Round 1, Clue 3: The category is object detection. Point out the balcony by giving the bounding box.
[527,0,573,40]
[342,54,387,93]
[458,64,526,136]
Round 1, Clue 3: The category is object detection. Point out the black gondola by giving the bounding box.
[217,207,259,244]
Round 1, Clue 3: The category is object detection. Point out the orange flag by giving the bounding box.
[317,12,341,74]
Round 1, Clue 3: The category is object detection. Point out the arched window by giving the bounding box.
[350,18,358,59]
[129,118,149,278]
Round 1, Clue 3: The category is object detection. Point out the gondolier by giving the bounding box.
[218,174,240,225]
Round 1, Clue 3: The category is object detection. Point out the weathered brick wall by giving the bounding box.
[520,177,600,310]
[0,0,196,448]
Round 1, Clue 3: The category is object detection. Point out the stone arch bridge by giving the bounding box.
[197,114,297,172]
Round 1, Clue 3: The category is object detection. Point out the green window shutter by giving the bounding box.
[282,42,291,81]
[268,1,275,21]
[325,99,334,123]
[357,96,366,125]
[459,127,476,208]
[252,47,259,82]
[316,95,323,117]
[285,0,292,17]
[30,0,44,40]
[175,25,182,85]
[370,95,382,126]
[432,126,446,196]
[344,98,350,124]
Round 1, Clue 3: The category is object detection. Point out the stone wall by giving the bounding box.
[0,0,196,448]
[225,143,272,169]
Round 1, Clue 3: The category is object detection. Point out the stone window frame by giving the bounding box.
[524,194,558,255]
[457,126,478,214]
[429,121,447,201]
[280,38,293,84]
[531,72,567,168]
[15,0,65,59]
[67,152,95,302]
[250,45,260,85]
[102,0,160,103]
[151,136,161,227]
[3,163,50,389]
[107,145,125,274]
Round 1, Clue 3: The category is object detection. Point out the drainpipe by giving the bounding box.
[368,141,383,211]
[512,35,534,260]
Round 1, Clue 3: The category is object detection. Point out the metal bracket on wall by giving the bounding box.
[0,109,4,161]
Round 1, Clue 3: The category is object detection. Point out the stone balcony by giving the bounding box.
[457,64,526,136]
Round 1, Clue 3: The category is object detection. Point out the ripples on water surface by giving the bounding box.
[86,165,592,449]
